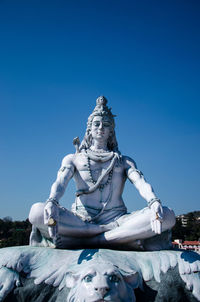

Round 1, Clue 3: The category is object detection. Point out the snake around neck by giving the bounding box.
[85,148,114,162]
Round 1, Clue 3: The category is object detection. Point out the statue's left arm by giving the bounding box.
[124,156,163,234]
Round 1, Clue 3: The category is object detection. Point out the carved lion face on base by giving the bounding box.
[65,261,139,302]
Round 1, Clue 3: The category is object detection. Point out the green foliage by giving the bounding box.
[172,219,185,240]
[0,219,31,248]
[172,211,200,241]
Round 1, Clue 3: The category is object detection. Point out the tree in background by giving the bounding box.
[172,211,200,241]
[0,219,31,248]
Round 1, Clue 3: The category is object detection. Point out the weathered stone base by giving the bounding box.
[0,246,199,302]
[3,268,198,302]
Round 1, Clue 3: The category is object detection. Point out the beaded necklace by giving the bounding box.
[86,156,113,192]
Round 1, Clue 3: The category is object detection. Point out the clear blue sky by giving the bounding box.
[0,0,200,220]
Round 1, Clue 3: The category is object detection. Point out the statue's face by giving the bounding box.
[91,115,112,143]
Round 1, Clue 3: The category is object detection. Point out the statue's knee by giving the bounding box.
[163,207,176,230]
[29,202,44,226]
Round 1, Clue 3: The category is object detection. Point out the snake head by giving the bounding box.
[73,137,80,153]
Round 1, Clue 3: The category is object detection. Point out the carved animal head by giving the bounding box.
[66,261,140,302]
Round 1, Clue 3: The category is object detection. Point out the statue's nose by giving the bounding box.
[98,122,103,129]
[94,286,109,297]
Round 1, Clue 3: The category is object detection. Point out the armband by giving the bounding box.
[46,197,59,206]
[127,168,143,183]
[59,164,74,175]
[147,198,161,208]
[135,169,143,177]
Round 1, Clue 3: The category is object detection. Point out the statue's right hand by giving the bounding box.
[44,202,59,238]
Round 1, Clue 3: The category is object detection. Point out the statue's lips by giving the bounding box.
[97,131,104,136]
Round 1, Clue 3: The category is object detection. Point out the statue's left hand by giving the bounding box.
[44,202,59,239]
[150,201,163,234]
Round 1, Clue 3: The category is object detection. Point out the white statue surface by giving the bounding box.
[1,97,199,302]
[0,246,199,301]
[29,96,176,250]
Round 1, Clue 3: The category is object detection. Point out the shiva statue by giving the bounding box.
[29,96,175,250]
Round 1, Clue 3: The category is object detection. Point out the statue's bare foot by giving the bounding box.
[97,237,145,251]
[53,236,63,249]
[54,235,84,249]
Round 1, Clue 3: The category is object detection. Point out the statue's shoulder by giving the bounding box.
[61,153,76,166]
[121,155,137,169]
[62,151,87,168]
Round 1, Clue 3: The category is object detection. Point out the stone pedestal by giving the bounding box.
[0,246,199,302]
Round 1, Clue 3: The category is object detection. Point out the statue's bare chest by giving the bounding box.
[73,153,125,182]
[74,153,110,172]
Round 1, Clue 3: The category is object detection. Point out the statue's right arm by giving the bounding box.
[44,154,75,233]
[48,154,75,202]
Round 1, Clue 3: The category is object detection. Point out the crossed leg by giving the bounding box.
[82,206,176,250]
[28,202,116,247]
[103,206,175,242]
[29,203,175,250]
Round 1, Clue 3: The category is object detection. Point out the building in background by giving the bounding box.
[172,239,200,254]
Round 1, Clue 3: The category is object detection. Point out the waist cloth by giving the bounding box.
[71,202,127,225]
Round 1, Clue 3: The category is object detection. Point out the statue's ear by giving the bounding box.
[122,270,142,289]
[65,272,80,288]
[116,264,142,289]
